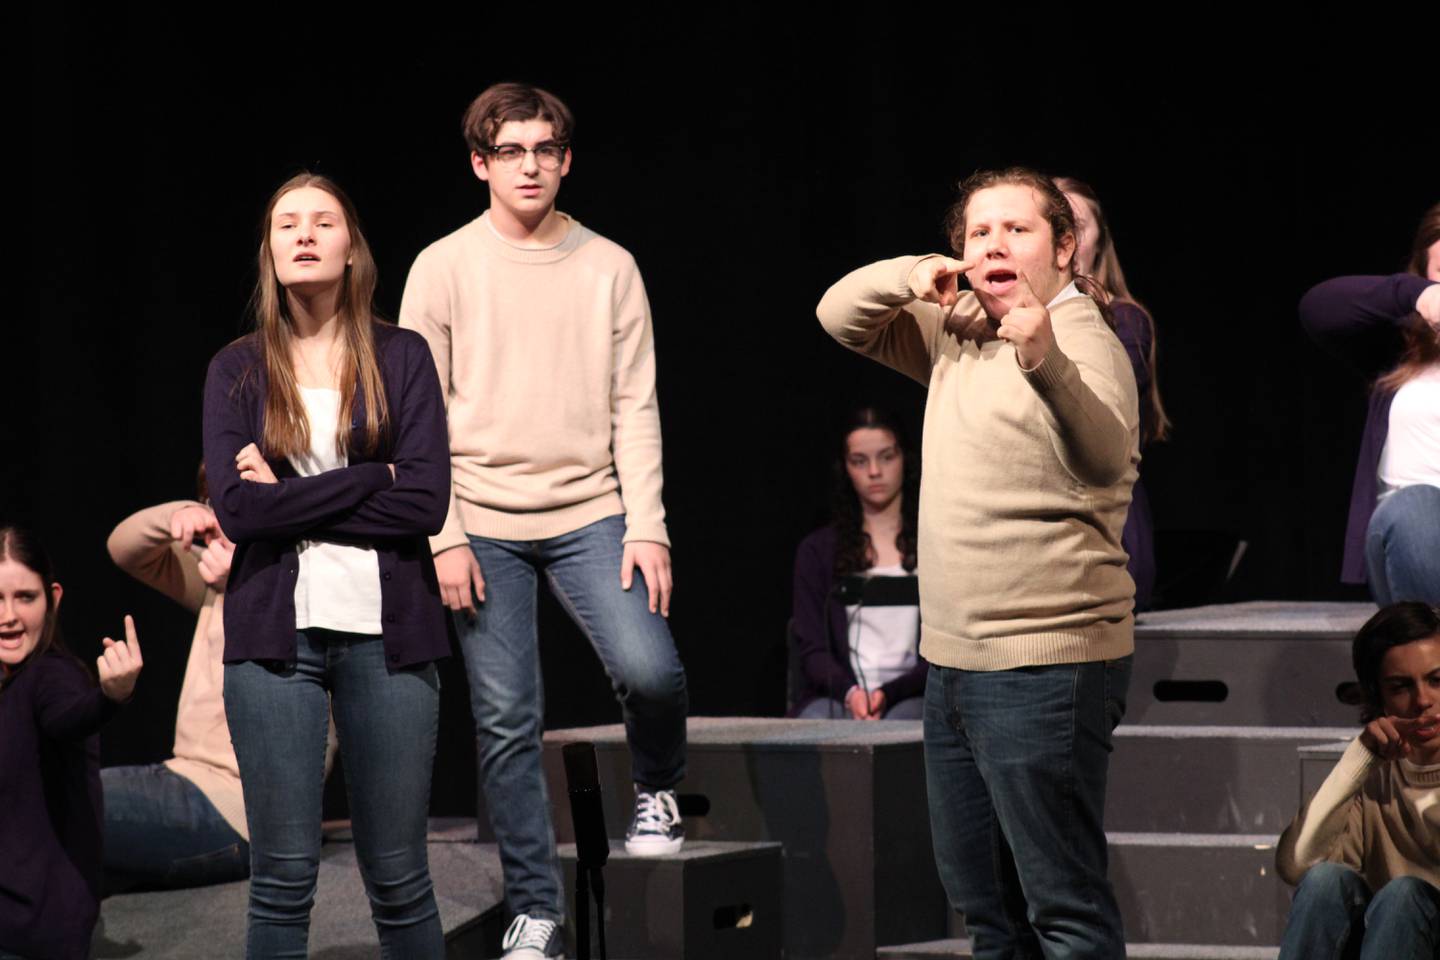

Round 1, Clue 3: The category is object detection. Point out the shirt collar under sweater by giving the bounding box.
[476,210,584,264]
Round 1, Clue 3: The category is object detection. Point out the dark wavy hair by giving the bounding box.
[831,408,920,577]
[0,525,75,690]
[1352,602,1440,723]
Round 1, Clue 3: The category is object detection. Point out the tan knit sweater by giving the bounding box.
[399,211,669,553]
[817,256,1139,670]
[1277,736,1440,891]
[107,502,247,839]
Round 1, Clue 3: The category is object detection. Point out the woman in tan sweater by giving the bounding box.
[1276,602,1440,959]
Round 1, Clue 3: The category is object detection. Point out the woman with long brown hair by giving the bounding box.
[1301,203,1440,606]
[790,407,925,720]
[201,173,451,956]
[1056,177,1170,610]
[0,526,142,959]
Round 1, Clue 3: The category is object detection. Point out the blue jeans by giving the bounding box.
[457,515,688,921]
[924,658,1131,960]
[1366,484,1440,606]
[101,763,249,893]
[1279,862,1440,960]
[224,629,443,959]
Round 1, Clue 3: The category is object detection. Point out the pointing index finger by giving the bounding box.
[1014,271,1041,308]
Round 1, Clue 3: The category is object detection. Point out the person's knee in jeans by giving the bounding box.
[1366,485,1440,606]
[249,845,321,922]
[1365,875,1440,942]
[357,845,438,929]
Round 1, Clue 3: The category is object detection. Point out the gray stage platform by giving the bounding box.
[94,819,505,959]
[1129,601,1374,725]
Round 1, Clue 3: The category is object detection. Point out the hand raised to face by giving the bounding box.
[907,257,975,307]
[975,272,1055,371]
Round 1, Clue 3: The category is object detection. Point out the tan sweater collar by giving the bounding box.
[474,210,584,265]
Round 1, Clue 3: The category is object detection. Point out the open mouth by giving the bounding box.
[0,630,25,649]
[293,253,320,263]
[984,269,1018,293]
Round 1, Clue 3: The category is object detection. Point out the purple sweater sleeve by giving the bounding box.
[1111,302,1151,397]
[792,530,856,701]
[33,657,119,742]
[303,330,451,540]
[202,344,393,543]
[1299,274,1434,379]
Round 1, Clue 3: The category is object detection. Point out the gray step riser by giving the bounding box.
[1110,841,1287,946]
[1129,636,1354,726]
[1107,730,1355,833]
[526,732,950,960]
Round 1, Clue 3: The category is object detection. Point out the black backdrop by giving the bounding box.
[19,14,1437,814]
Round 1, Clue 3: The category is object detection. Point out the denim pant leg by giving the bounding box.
[101,763,249,894]
[1278,862,1371,960]
[1360,876,1440,960]
[1365,484,1440,606]
[224,634,332,960]
[924,666,1041,960]
[327,633,444,958]
[543,516,688,789]
[947,659,1130,960]
[457,534,564,921]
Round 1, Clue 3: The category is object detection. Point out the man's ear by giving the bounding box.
[471,150,490,183]
[1055,231,1077,273]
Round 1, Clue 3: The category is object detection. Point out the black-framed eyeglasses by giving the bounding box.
[484,141,569,170]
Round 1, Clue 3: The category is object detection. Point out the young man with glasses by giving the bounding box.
[400,82,688,960]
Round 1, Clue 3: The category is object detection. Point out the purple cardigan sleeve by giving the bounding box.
[33,658,119,742]
[1299,274,1434,378]
[304,330,451,540]
[1111,301,1152,397]
[202,343,393,543]
[792,529,856,702]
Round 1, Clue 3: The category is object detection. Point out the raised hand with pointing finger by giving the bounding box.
[975,271,1056,371]
[97,614,143,703]
[907,256,974,307]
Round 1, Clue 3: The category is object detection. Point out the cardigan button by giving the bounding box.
[386,613,396,623]
[383,571,393,581]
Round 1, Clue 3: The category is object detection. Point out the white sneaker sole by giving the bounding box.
[624,836,684,856]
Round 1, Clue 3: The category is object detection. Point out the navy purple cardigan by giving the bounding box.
[1299,274,1435,584]
[0,653,118,960]
[1112,301,1156,610]
[789,524,926,715]
[202,323,452,667]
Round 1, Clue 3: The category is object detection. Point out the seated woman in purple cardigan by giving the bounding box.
[0,526,143,960]
[791,407,925,720]
[1300,203,1440,605]
[1057,177,1172,611]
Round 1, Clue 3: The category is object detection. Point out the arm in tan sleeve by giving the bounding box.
[399,247,469,556]
[1020,304,1138,487]
[107,501,208,614]
[610,261,669,547]
[816,256,945,386]
[1276,737,1377,885]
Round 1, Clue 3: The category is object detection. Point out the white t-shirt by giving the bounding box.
[845,563,920,689]
[286,387,383,635]
[1378,364,1440,498]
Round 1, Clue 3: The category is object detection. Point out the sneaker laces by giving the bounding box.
[634,789,681,831]
[503,914,557,952]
